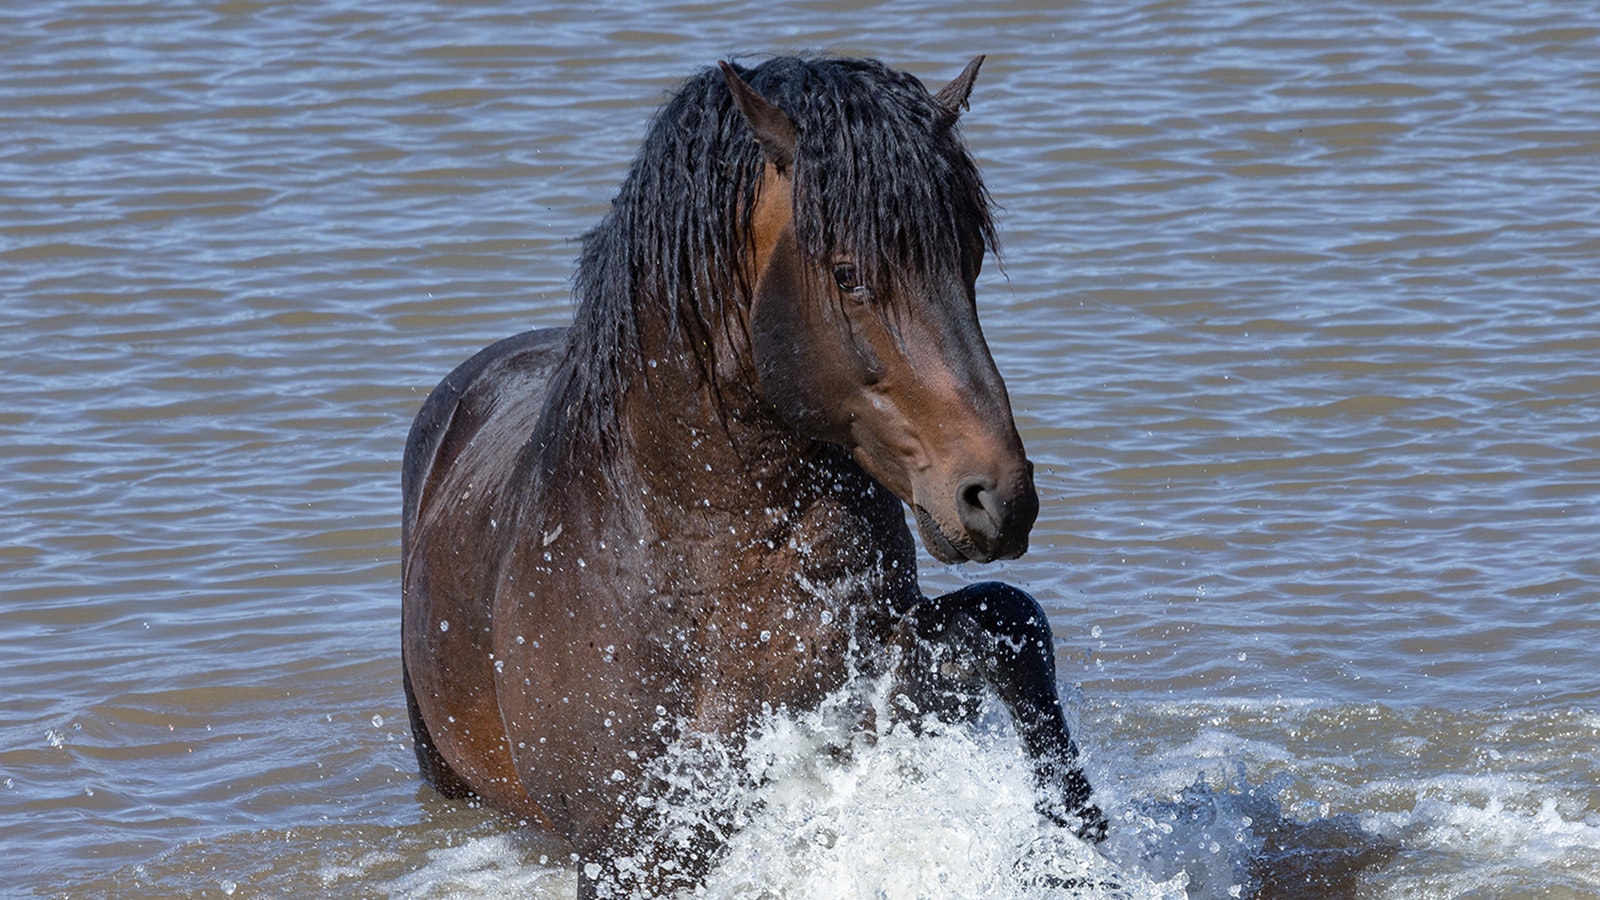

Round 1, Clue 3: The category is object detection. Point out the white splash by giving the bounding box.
[602,679,1184,899]
[698,701,1168,900]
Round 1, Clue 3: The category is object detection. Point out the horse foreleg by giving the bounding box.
[402,659,477,801]
[892,581,1107,843]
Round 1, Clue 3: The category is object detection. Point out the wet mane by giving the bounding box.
[557,55,998,447]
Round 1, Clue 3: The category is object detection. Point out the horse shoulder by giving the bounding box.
[402,327,569,538]
[401,326,570,818]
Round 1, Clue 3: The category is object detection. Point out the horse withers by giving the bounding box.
[400,55,1105,896]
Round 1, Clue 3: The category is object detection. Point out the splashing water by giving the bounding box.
[379,679,1398,900]
[212,690,1597,900]
[506,676,1390,899]
[695,692,1155,900]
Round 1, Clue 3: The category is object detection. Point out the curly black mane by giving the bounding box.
[558,55,997,442]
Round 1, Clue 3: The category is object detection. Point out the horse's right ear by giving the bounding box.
[719,61,797,173]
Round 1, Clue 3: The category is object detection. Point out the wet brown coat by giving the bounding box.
[401,57,1054,886]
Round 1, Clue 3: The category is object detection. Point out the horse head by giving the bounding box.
[720,58,1038,565]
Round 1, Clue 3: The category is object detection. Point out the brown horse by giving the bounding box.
[401,55,1104,896]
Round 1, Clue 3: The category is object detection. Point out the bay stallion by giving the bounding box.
[401,55,1105,896]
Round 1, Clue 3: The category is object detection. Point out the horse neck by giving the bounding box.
[615,322,813,513]
[612,364,918,609]
[532,296,920,612]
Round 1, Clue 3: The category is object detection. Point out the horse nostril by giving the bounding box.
[957,477,1004,541]
[953,471,1038,562]
[960,480,987,513]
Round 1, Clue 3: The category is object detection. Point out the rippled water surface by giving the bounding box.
[4,1,1599,897]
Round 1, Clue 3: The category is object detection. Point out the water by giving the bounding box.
[3,0,1598,896]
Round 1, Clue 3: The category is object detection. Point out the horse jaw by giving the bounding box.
[913,504,976,564]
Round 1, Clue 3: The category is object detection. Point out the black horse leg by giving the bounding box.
[892,581,1107,843]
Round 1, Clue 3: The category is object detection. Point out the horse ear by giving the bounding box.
[934,55,986,118]
[719,61,797,173]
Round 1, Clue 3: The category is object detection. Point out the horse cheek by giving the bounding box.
[750,272,845,443]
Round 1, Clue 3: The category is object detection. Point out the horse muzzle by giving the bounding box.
[913,462,1039,564]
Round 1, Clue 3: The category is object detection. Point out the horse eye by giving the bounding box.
[832,263,863,294]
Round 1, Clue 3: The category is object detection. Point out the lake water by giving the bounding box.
[3,0,1599,897]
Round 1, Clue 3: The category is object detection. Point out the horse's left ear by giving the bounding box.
[719,61,797,173]
[934,55,986,119]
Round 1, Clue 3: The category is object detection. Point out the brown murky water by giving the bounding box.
[4,1,1599,897]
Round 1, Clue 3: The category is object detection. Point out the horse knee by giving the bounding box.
[954,581,1053,649]
[892,581,1051,723]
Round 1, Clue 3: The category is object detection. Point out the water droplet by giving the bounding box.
[370,714,384,728]
[759,630,772,642]
[819,610,834,625]
[221,881,236,896]
[439,620,450,632]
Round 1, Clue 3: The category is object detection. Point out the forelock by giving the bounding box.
[744,56,996,291]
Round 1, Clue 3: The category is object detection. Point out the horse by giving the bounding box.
[400,54,1105,896]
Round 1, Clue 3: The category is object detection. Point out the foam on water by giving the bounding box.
[40,695,1600,899]
[381,685,1182,899]
[1358,787,1600,897]
[75,734,1594,900]
[370,685,1306,899]
[364,688,1600,900]
[386,833,576,899]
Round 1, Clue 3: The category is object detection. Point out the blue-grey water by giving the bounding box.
[3,1,1598,897]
